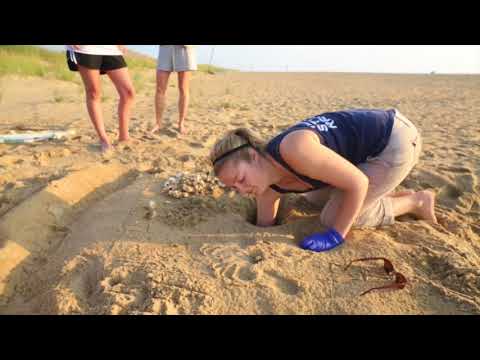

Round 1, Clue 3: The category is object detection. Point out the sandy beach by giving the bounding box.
[0,70,479,314]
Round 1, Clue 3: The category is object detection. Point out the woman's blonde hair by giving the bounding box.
[210,128,267,175]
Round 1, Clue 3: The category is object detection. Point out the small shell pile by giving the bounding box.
[161,171,225,199]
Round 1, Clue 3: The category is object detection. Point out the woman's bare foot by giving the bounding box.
[412,190,438,223]
[100,141,113,154]
[116,138,133,151]
[388,190,415,198]
[150,123,162,134]
[179,122,187,135]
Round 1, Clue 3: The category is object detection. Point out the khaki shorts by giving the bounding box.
[157,45,197,72]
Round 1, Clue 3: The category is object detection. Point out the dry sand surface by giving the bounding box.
[0,71,479,314]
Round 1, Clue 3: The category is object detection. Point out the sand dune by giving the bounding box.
[0,71,479,314]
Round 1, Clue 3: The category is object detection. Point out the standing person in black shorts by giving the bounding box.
[66,45,135,153]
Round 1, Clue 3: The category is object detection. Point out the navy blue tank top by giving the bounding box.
[266,109,396,194]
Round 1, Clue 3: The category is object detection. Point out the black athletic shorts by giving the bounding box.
[66,51,127,75]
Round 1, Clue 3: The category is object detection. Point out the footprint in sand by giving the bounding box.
[201,244,257,283]
[412,169,465,207]
[210,257,257,283]
[437,172,478,213]
[415,169,457,189]
[54,253,107,313]
[162,128,179,138]
[456,174,477,194]
[220,263,257,282]
[439,166,478,193]
[149,283,212,315]
[102,268,151,311]
[237,265,257,281]
[254,292,276,314]
[264,271,300,296]
[421,252,480,300]
[438,184,463,200]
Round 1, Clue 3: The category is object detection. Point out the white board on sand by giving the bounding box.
[0,129,76,144]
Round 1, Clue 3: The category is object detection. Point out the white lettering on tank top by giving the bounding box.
[300,116,337,132]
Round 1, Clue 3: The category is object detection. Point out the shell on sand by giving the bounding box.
[161,171,225,199]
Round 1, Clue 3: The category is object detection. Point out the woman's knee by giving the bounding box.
[319,197,391,230]
[155,84,167,97]
[85,86,101,102]
[354,198,394,228]
[178,86,189,97]
[120,85,135,102]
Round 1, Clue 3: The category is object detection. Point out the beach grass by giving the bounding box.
[132,72,146,94]
[198,64,230,74]
[0,46,231,83]
[0,45,78,82]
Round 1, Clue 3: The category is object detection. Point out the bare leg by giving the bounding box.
[152,70,171,133]
[78,65,111,152]
[388,189,415,197]
[107,67,135,143]
[177,71,191,134]
[392,190,437,223]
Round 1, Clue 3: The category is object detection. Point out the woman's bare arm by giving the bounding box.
[280,130,369,238]
[256,187,282,227]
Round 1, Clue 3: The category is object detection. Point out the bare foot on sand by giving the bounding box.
[179,122,187,135]
[116,139,133,151]
[150,124,162,134]
[412,190,438,223]
[100,141,113,154]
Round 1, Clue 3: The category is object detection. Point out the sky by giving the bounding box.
[41,45,480,74]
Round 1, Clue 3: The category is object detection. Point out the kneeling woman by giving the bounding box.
[210,109,437,252]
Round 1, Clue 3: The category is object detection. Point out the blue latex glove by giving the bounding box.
[300,228,344,252]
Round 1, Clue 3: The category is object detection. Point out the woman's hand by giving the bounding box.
[300,228,344,252]
[69,45,81,50]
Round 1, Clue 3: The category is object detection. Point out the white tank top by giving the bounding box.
[65,45,123,56]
